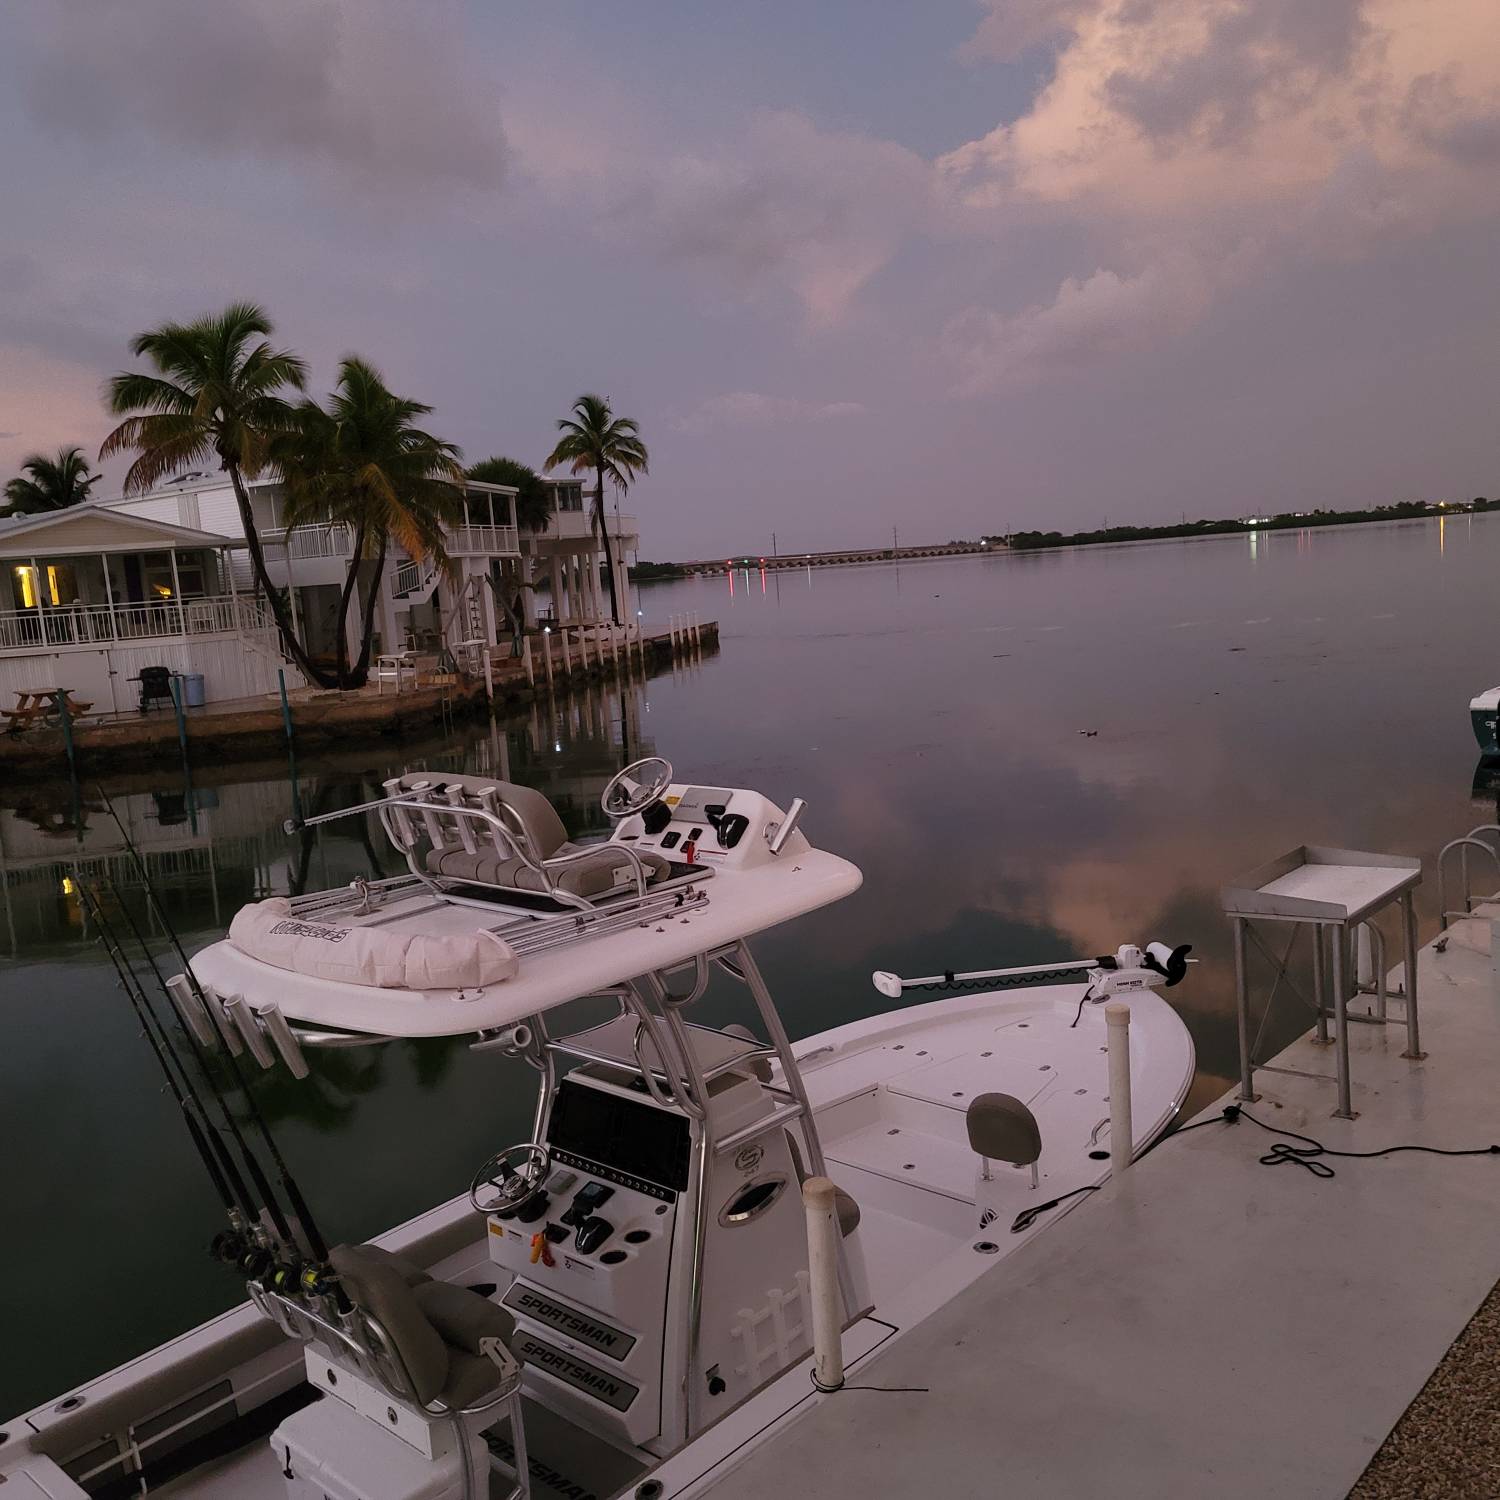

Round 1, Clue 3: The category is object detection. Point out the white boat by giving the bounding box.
[0,762,1195,1500]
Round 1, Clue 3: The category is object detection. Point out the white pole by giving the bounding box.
[669,613,678,650]
[610,624,620,672]
[1356,923,1373,989]
[802,1177,845,1392]
[522,634,534,687]
[1107,1003,1133,1176]
[542,630,554,688]
[482,646,494,705]
[692,611,701,648]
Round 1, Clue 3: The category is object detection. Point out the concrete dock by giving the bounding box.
[705,899,1500,1499]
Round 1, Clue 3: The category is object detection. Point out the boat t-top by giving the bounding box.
[1,760,1195,1500]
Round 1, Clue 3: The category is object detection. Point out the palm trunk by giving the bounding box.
[348,534,389,688]
[594,464,622,625]
[224,460,335,688]
[332,519,368,689]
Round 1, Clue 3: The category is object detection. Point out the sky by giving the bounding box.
[1,0,1497,558]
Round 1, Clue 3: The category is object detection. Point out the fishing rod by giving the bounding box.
[97,791,333,1265]
[78,876,253,1231]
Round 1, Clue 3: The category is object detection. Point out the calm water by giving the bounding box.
[4,515,1497,1415]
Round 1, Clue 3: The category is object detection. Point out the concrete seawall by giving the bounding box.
[0,621,717,777]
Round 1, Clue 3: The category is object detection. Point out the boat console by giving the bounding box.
[477,1016,856,1453]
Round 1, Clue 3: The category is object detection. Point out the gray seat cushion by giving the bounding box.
[426,842,669,897]
[413,1280,517,1355]
[329,1244,448,1406]
[965,1092,1042,1167]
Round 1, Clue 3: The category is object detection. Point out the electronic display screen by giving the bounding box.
[547,1081,691,1191]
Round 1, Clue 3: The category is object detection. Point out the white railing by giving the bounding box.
[268,525,356,561]
[450,524,520,556]
[0,595,273,652]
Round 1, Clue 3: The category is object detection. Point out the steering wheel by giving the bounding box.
[468,1142,551,1218]
[601,756,674,819]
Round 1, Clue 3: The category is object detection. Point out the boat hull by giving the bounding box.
[1472,688,1500,755]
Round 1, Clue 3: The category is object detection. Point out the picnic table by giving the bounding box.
[2,688,94,733]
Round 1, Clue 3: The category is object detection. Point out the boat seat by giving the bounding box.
[387,773,670,898]
[425,840,671,898]
[966,1093,1041,1185]
[329,1244,520,1411]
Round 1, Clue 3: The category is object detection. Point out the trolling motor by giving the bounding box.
[872,941,1194,1002]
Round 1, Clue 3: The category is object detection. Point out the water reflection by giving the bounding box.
[6,516,1499,1415]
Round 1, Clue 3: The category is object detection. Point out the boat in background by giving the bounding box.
[1471,688,1500,756]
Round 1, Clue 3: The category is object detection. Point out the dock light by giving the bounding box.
[543,625,551,634]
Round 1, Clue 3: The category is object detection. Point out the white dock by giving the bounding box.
[702,906,1500,1499]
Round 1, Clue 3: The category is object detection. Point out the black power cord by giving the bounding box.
[1009,1103,1500,1231]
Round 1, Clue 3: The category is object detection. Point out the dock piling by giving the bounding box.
[1106,1003,1133,1174]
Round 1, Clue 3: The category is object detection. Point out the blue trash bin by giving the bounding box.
[181,672,206,708]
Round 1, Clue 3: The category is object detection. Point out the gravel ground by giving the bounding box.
[1349,1279,1500,1498]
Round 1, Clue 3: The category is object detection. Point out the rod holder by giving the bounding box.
[255,1002,311,1080]
[198,984,244,1057]
[1106,1003,1133,1176]
[803,1176,845,1392]
[165,973,218,1050]
[224,994,276,1070]
[767,797,807,856]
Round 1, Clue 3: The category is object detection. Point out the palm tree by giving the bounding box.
[466,455,553,532]
[98,303,320,679]
[2,446,100,515]
[277,357,465,688]
[544,394,648,625]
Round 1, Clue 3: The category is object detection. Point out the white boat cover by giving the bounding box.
[227,898,518,991]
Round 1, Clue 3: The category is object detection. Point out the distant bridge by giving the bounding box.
[681,541,1004,576]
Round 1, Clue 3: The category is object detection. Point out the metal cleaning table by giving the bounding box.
[1223,845,1424,1118]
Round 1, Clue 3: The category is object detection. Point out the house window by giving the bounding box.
[11,565,38,610]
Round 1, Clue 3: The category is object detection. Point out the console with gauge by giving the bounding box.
[609,784,809,871]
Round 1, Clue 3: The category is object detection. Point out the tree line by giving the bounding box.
[1006,499,1486,552]
[2,302,648,689]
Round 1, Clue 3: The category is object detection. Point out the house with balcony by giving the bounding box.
[517,474,640,628]
[101,472,525,665]
[0,504,287,713]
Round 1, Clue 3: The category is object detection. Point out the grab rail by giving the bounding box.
[1437,825,1500,928]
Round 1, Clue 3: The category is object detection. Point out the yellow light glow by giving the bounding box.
[13,565,37,609]
[46,566,63,606]
[60,876,75,896]
[153,584,174,599]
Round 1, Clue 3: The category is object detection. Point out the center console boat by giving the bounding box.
[0,760,1195,1500]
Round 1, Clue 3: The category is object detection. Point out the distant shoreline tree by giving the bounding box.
[2,446,100,516]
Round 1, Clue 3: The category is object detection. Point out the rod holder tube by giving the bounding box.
[1106,1002,1133,1175]
[255,1003,311,1080]
[166,973,218,1050]
[224,994,276,1070]
[768,797,807,856]
[803,1176,845,1392]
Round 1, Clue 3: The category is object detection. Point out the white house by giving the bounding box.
[104,468,642,658]
[521,473,640,629]
[101,472,526,665]
[0,505,289,712]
